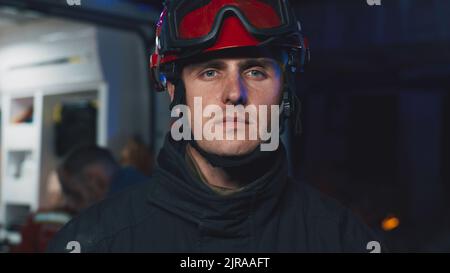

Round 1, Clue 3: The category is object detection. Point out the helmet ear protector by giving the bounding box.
[280,32,309,118]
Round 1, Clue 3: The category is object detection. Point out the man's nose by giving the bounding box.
[222,73,248,105]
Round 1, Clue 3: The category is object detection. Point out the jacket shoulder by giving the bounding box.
[289,178,384,252]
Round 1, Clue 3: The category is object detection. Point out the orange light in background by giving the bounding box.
[382,215,400,231]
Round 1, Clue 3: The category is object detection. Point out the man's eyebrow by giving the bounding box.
[188,58,278,71]
[237,58,279,70]
[187,60,227,71]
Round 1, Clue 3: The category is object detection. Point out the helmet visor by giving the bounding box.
[167,0,296,47]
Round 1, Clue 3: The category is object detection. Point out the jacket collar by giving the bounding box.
[147,135,288,237]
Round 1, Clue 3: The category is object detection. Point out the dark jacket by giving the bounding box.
[47,136,382,253]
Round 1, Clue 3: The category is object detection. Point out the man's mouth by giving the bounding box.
[222,116,250,124]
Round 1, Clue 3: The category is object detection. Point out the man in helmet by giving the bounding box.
[48,0,382,253]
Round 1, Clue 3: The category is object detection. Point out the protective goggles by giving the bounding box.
[162,0,300,51]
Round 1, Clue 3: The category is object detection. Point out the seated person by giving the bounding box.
[13,145,117,252]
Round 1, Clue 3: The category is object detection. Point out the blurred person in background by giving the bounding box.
[108,136,153,196]
[120,136,154,176]
[12,145,118,252]
[42,170,65,210]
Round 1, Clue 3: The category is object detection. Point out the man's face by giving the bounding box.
[179,51,284,157]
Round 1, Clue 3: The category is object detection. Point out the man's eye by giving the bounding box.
[246,70,266,79]
[201,70,218,78]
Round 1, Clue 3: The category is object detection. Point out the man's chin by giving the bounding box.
[197,139,260,157]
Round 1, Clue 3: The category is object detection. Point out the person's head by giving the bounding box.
[151,0,309,163]
[57,145,119,213]
[120,136,154,175]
